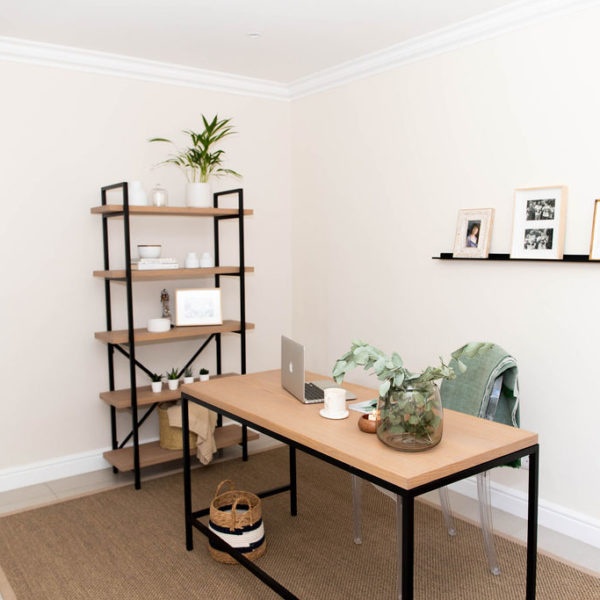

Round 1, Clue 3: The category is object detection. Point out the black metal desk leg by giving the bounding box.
[289,446,297,516]
[242,424,248,461]
[401,495,414,600]
[526,445,539,599]
[182,397,193,551]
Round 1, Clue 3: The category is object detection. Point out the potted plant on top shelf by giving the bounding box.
[149,114,241,208]
[199,368,210,382]
[166,367,180,391]
[333,341,491,452]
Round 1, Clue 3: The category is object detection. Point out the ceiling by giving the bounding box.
[0,0,525,83]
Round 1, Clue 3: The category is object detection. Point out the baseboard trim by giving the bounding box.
[449,477,600,550]
[0,438,157,493]
[2,442,599,550]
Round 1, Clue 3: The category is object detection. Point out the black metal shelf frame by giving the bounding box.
[99,183,250,489]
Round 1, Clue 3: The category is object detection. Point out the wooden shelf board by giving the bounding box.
[100,373,236,409]
[91,205,253,217]
[433,252,595,262]
[93,266,254,281]
[95,320,254,345]
[102,425,259,471]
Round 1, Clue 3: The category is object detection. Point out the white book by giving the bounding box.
[132,257,178,264]
[131,263,180,270]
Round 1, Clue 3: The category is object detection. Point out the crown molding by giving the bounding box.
[0,0,598,101]
[0,36,290,101]
[288,0,600,99]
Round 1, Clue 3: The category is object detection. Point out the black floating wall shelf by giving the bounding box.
[433,253,596,263]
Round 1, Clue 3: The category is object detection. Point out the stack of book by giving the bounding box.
[131,258,180,270]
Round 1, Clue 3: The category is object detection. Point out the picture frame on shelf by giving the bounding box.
[589,200,600,260]
[510,186,567,260]
[175,288,223,326]
[452,208,495,258]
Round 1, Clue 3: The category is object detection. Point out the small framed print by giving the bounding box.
[589,200,600,260]
[510,186,567,259]
[175,288,223,326]
[452,208,495,258]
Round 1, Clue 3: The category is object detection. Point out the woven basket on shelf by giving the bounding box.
[158,403,197,451]
[208,479,266,564]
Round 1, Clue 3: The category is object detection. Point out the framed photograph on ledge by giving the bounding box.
[175,288,223,326]
[510,186,567,260]
[452,208,495,258]
[589,200,600,260]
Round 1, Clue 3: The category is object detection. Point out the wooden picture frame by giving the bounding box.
[589,200,600,260]
[175,288,223,326]
[452,208,495,258]
[510,186,567,260]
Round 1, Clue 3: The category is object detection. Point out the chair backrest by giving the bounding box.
[440,342,519,428]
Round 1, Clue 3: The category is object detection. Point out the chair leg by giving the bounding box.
[351,474,362,544]
[395,493,403,600]
[438,486,457,536]
[477,471,501,575]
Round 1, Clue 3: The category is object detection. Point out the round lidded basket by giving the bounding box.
[208,480,266,564]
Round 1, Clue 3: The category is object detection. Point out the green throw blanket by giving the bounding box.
[441,343,520,467]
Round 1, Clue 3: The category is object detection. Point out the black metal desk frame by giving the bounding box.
[182,393,539,600]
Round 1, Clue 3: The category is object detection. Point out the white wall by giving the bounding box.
[0,61,292,472]
[291,5,600,525]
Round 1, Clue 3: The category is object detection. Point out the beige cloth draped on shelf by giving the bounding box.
[167,403,217,465]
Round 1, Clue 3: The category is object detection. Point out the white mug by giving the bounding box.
[324,388,346,415]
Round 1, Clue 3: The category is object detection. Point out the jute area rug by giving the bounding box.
[0,447,598,600]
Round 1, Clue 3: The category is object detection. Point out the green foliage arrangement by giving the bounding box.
[149,115,241,183]
[199,368,209,375]
[333,341,492,445]
[166,368,179,380]
[150,373,162,383]
[184,367,193,378]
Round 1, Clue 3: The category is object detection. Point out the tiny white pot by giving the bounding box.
[167,379,179,391]
[183,376,194,384]
[186,182,212,208]
[151,381,163,393]
[199,374,210,382]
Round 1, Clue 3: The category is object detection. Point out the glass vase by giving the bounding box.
[376,383,443,451]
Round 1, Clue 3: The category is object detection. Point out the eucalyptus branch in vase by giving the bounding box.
[332,341,492,450]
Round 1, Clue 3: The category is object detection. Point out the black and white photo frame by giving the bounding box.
[510,186,567,260]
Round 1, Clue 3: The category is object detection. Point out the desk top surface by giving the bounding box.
[182,370,537,490]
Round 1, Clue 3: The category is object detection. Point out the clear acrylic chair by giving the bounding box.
[351,375,504,599]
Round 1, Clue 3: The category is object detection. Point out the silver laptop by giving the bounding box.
[281,335,356,404]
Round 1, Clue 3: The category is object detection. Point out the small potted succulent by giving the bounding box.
[199,368,210,382]
[150,373,163,393]
[183,367,194,384]
[166,367,180,391]
[333,341,490,451]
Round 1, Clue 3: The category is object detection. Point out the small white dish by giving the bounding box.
[138,244,161,259]
[320,408,349,420]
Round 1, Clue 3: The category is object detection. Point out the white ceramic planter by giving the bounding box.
[167,379,179,391]
[151,381,163,393]
[199,374,210,382]
[183,376,194,384]
[186,182,212,208]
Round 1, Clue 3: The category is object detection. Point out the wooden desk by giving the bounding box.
[182,370,539,599]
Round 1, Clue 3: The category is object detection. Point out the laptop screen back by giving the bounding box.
[281,335,305,400]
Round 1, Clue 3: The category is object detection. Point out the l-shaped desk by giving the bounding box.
[181,370,539,600]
